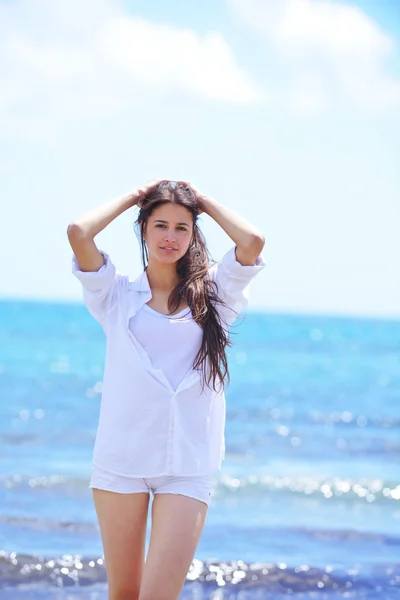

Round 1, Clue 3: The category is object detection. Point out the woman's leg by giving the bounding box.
[92,488,150,600]
[139,492,208,600]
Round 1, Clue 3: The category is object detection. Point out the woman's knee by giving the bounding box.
[109,586,140,600]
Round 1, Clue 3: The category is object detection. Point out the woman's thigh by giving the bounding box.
[139,490,209,600]
[91,467,151,599]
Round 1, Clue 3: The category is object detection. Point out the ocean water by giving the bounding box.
[0,299,399,599]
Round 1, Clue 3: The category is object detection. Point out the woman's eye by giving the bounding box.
[155,224,187,232]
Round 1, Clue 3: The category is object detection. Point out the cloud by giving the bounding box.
[229,0,400,113]
[0,0,262,141]
[98,16,265,103]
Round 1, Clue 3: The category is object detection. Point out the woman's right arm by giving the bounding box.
[67,180,164,329]
[66,179,163,272]
[67,191,139,273]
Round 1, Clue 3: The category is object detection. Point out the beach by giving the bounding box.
[1,299,399,598]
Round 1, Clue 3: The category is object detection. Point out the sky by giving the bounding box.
[0,0,399,318]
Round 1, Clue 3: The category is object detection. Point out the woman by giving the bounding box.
[67,179,265,600]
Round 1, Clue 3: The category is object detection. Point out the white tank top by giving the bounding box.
[129,303,204,391]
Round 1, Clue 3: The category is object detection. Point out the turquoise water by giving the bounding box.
[0,299,399,598]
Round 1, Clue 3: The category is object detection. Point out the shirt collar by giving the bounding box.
[129,269,151,292]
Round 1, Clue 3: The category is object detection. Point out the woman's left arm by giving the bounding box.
[188,184,265,266]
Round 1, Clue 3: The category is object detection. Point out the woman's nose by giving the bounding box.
[164,230,177,242]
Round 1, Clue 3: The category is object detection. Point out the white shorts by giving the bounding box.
[89,464,213,507]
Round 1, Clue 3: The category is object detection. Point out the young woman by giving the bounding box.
[67,179,265,600]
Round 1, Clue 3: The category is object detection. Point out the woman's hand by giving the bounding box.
[134,179,167,207]
[179,180,208,215]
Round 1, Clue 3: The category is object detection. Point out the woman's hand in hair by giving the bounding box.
[179,181,208,215]
[135,179,167,207]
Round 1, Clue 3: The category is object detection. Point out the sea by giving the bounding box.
[0,299,399,599]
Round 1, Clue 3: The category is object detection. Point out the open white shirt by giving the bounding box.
[72,246,266,477]
[129,304,203,392]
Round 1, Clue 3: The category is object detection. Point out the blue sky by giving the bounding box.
[1,0,399,317]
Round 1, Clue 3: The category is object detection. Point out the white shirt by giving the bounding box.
[72,245,266,477]
[129,304,203,392]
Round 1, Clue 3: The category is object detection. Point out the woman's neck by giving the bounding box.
[145,260,180,292]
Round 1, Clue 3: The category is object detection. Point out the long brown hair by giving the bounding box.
[134,182,238,393]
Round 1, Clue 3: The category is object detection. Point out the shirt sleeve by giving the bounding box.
[71,249,126,330]
[208,245,266,325]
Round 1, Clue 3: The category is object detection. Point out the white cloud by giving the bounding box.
[0,0,262,141]
[98,16,264,103]
[230,0,400,113]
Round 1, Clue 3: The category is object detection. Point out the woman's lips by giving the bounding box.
[160,247,177,252]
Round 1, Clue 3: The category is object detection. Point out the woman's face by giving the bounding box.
[144,202,194,263]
